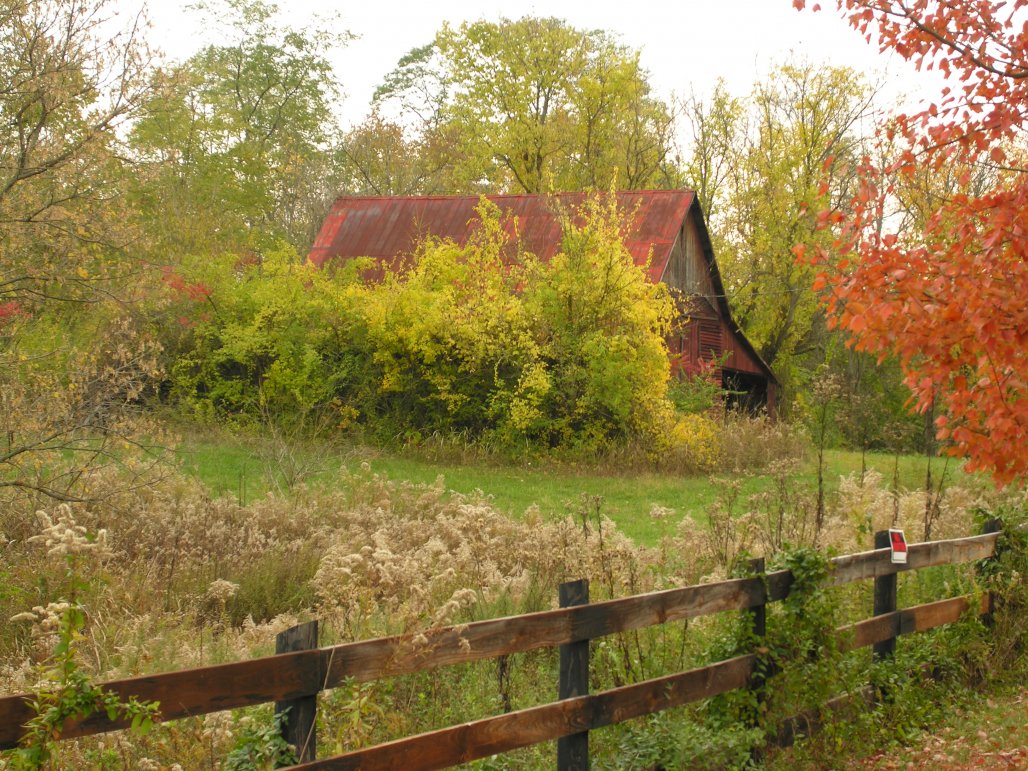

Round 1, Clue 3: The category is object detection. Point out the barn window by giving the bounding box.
[698,319,721,363]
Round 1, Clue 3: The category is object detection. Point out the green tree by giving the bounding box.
[0,0,149,311]
[685,63,876,402]
[346,201,540,439]
[374,17,681,194]
[130,0,348,253]
[523,195,676,448]
[682,83,744,222]
[339,109,452,196]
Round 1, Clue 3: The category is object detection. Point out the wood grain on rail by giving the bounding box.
[829,531,997,585]
[0,649,326,749]
[839,593,992,652]
[294,655,757,771]
[325,573,770,687]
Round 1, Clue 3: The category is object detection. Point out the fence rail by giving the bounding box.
[293,591,994,771]
[0,525,1009,768]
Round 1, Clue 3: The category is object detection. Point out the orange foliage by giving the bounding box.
[795,0,1028,485]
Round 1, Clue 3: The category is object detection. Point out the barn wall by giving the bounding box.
[664,215,769,379]
[719,323,773,377]
[662,218,715,299]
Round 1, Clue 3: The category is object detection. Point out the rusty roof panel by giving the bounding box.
[307,190,779,386]
[308,191,696,285]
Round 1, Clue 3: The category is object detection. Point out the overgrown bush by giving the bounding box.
[164,242,368,433]
[520,195,675,450]
[718,412,808,473]
[166,196,678,456]
[662,413,723,473]
[1,300,172,512]
[667,356,724,415]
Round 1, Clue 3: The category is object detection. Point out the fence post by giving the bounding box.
[872,531,897,662]
[275,620,319,765]
[745,557,767,646]
[746,557,767,762]
[558,579,589,771]
[980,518,1002,627]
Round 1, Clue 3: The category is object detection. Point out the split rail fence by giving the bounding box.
[0,523,1011,769]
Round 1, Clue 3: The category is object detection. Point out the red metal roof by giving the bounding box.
[308,190,696,284]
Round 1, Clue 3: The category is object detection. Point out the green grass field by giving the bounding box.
[175,428,983,546]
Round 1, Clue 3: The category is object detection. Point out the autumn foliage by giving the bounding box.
[795,0,1028,484]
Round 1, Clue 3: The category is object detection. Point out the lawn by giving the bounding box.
[175,428,983,546]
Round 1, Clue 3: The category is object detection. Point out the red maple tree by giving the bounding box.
[794,0,1028,485]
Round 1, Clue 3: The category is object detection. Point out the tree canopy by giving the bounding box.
[130,0,347,253]
[684,63,877,401]
[795,0,1028,484]
[1,0,165,504]
[370,17,681,194]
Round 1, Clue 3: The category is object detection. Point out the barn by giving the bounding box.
[308,190,778,413]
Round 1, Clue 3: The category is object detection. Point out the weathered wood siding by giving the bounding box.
[662,216,715,300]
[663,211,772,388]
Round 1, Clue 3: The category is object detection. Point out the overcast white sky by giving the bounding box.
[137,0,946,130]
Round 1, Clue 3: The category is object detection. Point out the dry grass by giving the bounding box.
[0,450,1021,768]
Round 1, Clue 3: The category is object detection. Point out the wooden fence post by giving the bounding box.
[980,518,1002,627]
[558,579,589,771]
[746,557,767,646]
[275,620,319,765]
[746,557,767,762]
[872,531,897,662]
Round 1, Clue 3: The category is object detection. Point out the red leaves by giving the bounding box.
[0,301,26,326]
[814,209,845,230]
[162,266,212,302]
[793,0,1028,486]
[830,186,1028,484]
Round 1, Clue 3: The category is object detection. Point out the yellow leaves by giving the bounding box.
[353,195,676,448]
[665,413,721,472]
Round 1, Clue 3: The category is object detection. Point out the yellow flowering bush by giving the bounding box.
[664,413,722,473]
[170,195,677,454]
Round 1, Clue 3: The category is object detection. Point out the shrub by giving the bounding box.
[168,195,678,456]
[520,194,676,450]
[663,413,722,473]
[667,356,724,415]
[165,242,368,433]
[344,199,541,442]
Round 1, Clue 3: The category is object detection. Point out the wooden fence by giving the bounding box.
[0,524,1010,769]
